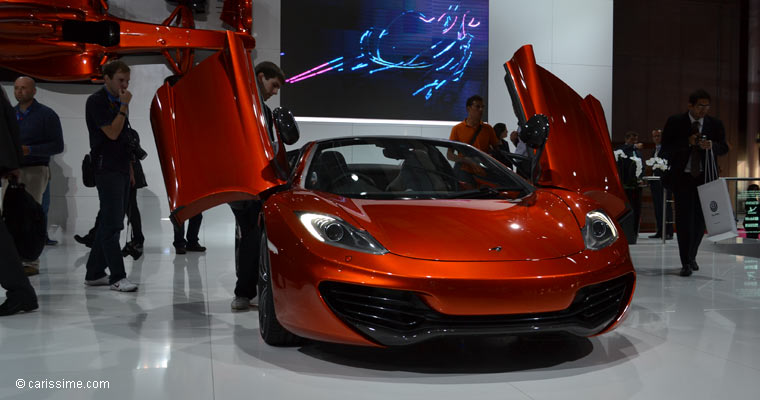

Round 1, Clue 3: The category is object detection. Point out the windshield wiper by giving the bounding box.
[445,186,526,199]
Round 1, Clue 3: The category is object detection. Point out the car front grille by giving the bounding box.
[319,273,635,346]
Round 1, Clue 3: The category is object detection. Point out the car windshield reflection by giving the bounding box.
[303,137,533,200]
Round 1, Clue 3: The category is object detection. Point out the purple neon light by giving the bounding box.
[419,15,435,23]
[468,17,480,27]
[286,61,332,82]
[437,13,446,22]
[288,63,343,83]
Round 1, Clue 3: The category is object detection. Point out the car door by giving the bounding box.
[150,31,286,224]
[504,44,629,224]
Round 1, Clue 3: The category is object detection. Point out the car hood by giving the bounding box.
[334,191,585,261]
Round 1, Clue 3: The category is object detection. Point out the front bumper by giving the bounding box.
[319,273,635,346]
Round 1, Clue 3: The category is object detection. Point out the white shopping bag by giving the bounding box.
[697,149,738,241]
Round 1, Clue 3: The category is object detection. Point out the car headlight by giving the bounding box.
[297,212,388,255]
[581,210,618,250]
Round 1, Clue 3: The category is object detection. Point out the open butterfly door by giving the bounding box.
[504,45,634,238]
[150,31,285,224]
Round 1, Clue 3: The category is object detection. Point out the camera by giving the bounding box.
[121,241,143,260]
[125,127,148,161]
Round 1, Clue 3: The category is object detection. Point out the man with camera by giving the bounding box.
[82,60,138,292]
[661,89,728,277]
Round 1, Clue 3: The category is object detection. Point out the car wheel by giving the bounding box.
[257,226,302,346]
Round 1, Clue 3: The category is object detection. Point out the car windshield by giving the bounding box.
[303,137,533,200]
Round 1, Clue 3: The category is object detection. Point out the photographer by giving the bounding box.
[82,60,138,292]
[76,127,147,260]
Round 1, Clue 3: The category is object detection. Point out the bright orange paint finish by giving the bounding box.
[150,31,285,224]
[505,45,627,220]
[262,186,634,345]
[0,0,254,80]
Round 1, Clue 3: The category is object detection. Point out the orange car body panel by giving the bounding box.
[504,45,627,220]
[150,31,284,224]
[0,0,254,80]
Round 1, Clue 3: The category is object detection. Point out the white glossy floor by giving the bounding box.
[2,212,759,399]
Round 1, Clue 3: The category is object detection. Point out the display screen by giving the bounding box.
[280,0,489,121]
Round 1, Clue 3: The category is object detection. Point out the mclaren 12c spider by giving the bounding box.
[149,36,636,347]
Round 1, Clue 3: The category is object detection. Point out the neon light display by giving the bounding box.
[281,0,489,121]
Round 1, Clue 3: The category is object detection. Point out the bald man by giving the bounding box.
[1,76,63,275]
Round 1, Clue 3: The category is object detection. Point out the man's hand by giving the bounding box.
[22,145,30,156]
[688,133,699,146]
[119,88,133,105]
[3,169,20,180]
[699,138,713,150]
[634,143,644,150]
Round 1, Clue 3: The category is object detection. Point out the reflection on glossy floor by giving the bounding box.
[1,214,759,399]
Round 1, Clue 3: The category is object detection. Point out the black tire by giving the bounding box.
[257,226,302,346]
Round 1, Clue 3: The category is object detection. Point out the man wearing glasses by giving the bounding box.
[661,89,728,276]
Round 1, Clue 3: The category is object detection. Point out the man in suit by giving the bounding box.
[616,131,645,240]
[662,89,728,276]
[648,129,673,240]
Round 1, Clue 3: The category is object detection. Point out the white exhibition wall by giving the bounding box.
[0,0,612,241]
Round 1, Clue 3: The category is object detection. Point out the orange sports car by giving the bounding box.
[150,35,636,347]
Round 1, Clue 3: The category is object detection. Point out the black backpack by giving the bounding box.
[2,180,46,260]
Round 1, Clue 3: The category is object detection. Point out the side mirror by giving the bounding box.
[272,107,300,145]
[519,114,550,149]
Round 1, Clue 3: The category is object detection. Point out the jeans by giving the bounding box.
[85,170,129,284]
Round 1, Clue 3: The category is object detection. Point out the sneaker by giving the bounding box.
[186,243,206,252]
[110,278,138,292]
[84,275,110,286]
[231,296,251,311]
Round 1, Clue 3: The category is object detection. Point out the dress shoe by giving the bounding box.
[186,243,206,252]
[0,299,39,316]
[665,234,674,240]
[679,265,692,277]
[74,234,93,248]
[690,261,699,271]
[648,233,662,239]
[175,246,187,255]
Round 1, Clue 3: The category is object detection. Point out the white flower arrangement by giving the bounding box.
[646,156,669,172]
[629,155,643,178]
[614,149,627,161]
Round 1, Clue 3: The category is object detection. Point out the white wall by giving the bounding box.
[1,0,613,242]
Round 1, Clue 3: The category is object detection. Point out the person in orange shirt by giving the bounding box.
[448,95,499,153]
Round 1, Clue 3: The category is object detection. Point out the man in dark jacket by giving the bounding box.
[661,89,728,276]
[0,89,39,316]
